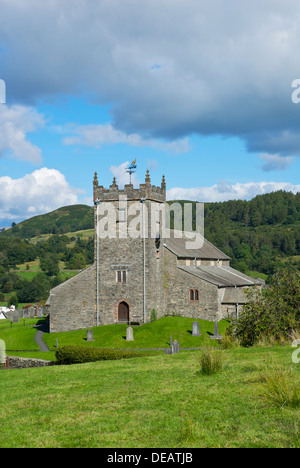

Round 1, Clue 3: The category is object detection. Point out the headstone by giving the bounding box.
[172,340,179,354]
[210,321,223,340]
[12,312,19,323]
[27,306,35,318]
[164,348,172,355]
[0,339,6,365]
[192,321,201,336]
[37,306,45,318]
[126,326,134,341]
[87,329,94,342]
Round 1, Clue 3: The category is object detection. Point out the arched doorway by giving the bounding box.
[118,301,129,323]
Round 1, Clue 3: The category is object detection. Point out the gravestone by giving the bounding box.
[37,306,45,318]
[126,326,134,341]
[192,321,201,336]
[27,306,35,318]
[12,312,19,323]
[87,330,94,342]
[210,321,223,340]
[164,348,172,355]
[172,340,179,354]
[0,339,6,365]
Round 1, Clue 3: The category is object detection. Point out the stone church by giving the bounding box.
[49,170,262,333]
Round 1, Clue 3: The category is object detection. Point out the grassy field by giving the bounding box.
[43,317,229,352]
[0,345,299,448]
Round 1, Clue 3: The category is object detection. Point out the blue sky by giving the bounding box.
[0,1,300,226]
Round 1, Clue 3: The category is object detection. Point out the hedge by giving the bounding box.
[55,345,146,365]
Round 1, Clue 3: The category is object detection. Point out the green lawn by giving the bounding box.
[0,317,44,331]
[43,317,229,351]
[0,326,40,351]
[0,345,299,448]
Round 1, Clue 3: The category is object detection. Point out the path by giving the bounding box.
[34,320,49,352]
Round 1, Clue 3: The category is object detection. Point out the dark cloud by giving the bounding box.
[1,0,300,161]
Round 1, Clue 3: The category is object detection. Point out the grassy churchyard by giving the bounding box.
[0,317,299,448]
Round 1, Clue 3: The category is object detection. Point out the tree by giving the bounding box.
[8,293,18,308]
[40,254,60,276]
[228,267,300,346]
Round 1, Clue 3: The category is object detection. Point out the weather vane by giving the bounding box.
[126,158,137,184]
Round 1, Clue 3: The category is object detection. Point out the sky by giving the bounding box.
[0,0,300,226]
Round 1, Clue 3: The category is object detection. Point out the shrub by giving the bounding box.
[55,345,146,365]
[199,349,223,375]
[220,332,240,349]
[8,293,18,308]
[256,362,300,408]
[227,267,300,347]
[150,308,157,322]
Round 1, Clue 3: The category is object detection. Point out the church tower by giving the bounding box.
[93,169,167,325]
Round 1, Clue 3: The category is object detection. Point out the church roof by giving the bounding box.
[177,265,257,287]
[164,232,230,260]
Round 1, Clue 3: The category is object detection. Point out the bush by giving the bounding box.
[228,267,300,347]
[55,345,146,365]
[199,349,223,375]
[256,362,300,408]
[220,332,240,349]
[150,308,157,322]
[8,293,18,308]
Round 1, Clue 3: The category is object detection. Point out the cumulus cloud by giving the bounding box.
[1,0,300,165]
[167,181,300,203]
[110,161,141,188]
[0,104,44,163]
[63,124,190,154]
[0,168,83,224]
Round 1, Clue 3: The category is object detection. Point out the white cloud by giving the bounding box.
[0,104,44,164]
[110,161,141,188]
[0,168,83,224]
[167,180,300,202]
[63,123,190,154]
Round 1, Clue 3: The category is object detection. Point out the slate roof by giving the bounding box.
[164,231,230,260]
[222,288,252,303]
[177,265,258,288]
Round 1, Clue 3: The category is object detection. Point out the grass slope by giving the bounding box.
[0,346,299,448]
[1,204,93,238]
[43,317,229,351]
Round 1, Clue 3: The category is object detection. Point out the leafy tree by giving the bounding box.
[228,267,300,346]
[40,253,60,276]
[8,293,18,308]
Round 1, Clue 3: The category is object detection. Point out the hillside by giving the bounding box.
[2,204,94,238]
[0,190,299,307]
[168,190,300,275]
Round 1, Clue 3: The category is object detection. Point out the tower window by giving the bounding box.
[189,289,199,302]
[116,270,127,284]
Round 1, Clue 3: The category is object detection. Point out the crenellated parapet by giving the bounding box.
[93,170,166,203]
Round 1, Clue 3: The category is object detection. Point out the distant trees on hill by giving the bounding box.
[0,190,299,304]
[0,234,94,303]
[203,191,300,275]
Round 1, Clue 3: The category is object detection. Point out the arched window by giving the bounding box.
[189,289,199,302]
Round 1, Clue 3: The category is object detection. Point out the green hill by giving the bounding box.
[0,190,299,288]
[2,205,93,238]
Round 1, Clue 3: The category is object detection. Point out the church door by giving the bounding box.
[118,301,129,323]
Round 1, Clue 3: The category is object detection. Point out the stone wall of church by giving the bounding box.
[49,265,96,333]
[163,248,219,321]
